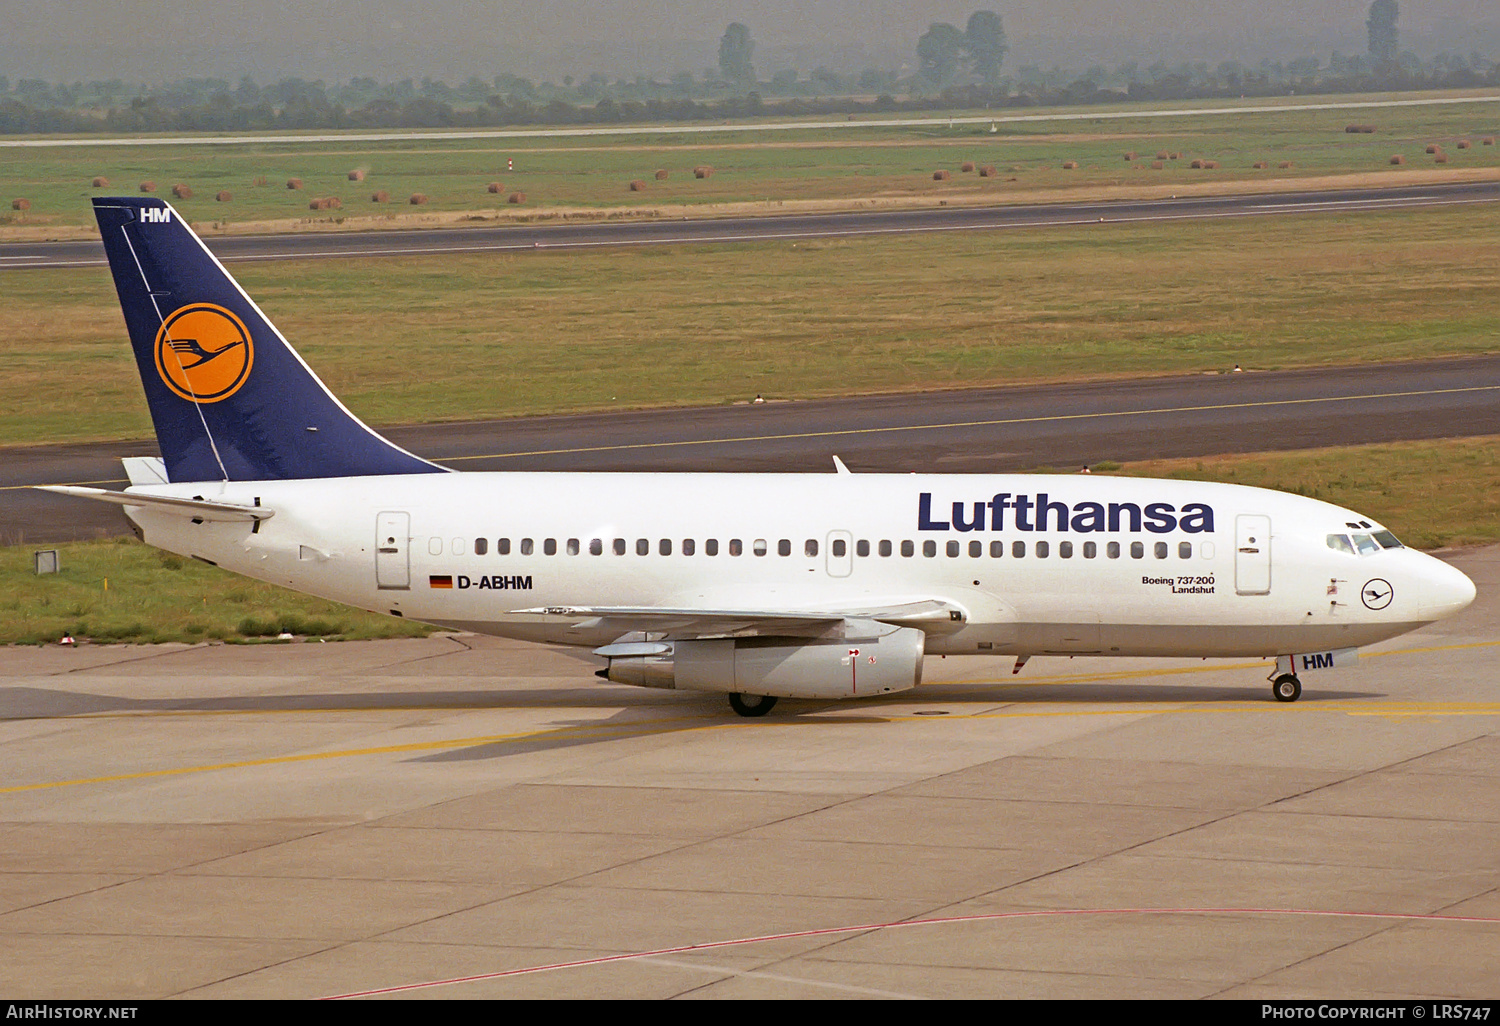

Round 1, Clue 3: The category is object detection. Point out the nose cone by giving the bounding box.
[1419,556,1477,621]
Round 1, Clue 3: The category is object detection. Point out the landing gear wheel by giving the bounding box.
[728,692,777,717]
[1272,674,1302,703]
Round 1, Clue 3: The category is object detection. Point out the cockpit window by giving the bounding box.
[1372,530,1403,549]
[1326,534,1355,554]
[1351,533,1380,556]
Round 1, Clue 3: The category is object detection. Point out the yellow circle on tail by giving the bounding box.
[154,304,254,403]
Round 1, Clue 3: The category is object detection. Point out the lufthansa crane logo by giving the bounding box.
[1361,578,1394,611]
[154,304,253,403]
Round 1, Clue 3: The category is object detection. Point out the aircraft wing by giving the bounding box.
[36,486,274,523]
[525,598,967,641]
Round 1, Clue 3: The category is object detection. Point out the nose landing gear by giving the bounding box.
[1271,673,1302,703]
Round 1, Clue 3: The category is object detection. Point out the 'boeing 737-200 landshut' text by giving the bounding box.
[44,199,1476,715]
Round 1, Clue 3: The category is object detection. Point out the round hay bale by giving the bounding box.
[139,181,156,193]
[1155,150,1169,160]
[171,184,192,199]
[628,180,646,191]
[1390,155,1405,164]
[1252,161,1268,169]
[1061,161,1078,170]
[408,193,428,205]
[309,198,326,210]
[1484,137,1496,146]
[1457,139,1471,149]
[978,165,996,177]
[1204,160,1219,169]
[1150,160,1165,170]
[693,166,713,179]
[215,190,232,202]
[347,169,365,181]
[654,169,669,180]
[1360,125,1377,133]
[932,170,950,180]
[91,176,109,188]
[960,161,975,172]
[1122,152,1136,161]
[1345,125,1361,133]
[287,178,303,190]
[1425,144,1440,154]
[508,192,525,204]
[1189,159,1205,169]
[11,198,30,211]
[371,190,389,203]
[487,182,503,193]
[1278,161,1294,169]
[1169,152,1180,160]
[1435,152,1449,163]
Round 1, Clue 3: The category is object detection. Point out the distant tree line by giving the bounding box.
[1,1,1496,137]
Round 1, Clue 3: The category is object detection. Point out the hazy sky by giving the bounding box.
[6,1,1497,83]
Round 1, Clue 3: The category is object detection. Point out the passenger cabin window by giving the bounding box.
[1155,542,1168,559]
[683,539,696,556]
[1012,540,1025,558]
[969,540,982,557]
[753,539,768,556]
[613,538,626,555]
[1059,541,1073,558]
[566,538,579,555]
[805,539,819,557]
[923,540,937,557]
[498,538,511,555]
[729,539,743,556]
[901,540,914,557]
[1107,541,1120,559]
[991,540,1004,558]
[833,539,847,557]
[544,538,557,556]
[880,540,893,557]
[474,538,488,556]
[1035,540,1048,558]
[1083,541,1096,559]
[590,538,602,555]
[706,539,719,556]
[636,538,649,556]
[778,539,791,557]
[520,538,534,555]
[857,540,871,557]
[947,541,960,557]
[660,539,672,556]
[1131,541,1144,559]
[1179,541,1192,559]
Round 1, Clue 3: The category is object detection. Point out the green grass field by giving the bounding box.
[2,202,1495,446]
[2,91,1498,232]
[4,434,1493,645]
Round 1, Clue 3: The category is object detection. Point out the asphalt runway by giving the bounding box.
[0,545,1494,999]
[3,180,1497,269]
[5,355,1498,545]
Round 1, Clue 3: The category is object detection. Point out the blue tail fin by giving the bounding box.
[93,197,446,482]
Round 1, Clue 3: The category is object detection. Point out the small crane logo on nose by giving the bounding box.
[1361,579,1393,610]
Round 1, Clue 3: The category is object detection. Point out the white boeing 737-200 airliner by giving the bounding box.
[45,198,1476,715]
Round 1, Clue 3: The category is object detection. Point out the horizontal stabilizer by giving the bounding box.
[36,486,274,522]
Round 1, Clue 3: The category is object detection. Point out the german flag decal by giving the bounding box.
[429,575,453,589]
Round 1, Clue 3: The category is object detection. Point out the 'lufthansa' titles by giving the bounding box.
[918,492,1215,533]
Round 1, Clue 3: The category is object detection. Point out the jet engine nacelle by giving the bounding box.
[598,626,925,700]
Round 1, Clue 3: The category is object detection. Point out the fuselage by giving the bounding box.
[121,471,1476,661]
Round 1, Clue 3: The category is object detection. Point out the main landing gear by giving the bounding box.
[728,692,778,717]
[1271,673,1302,703]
